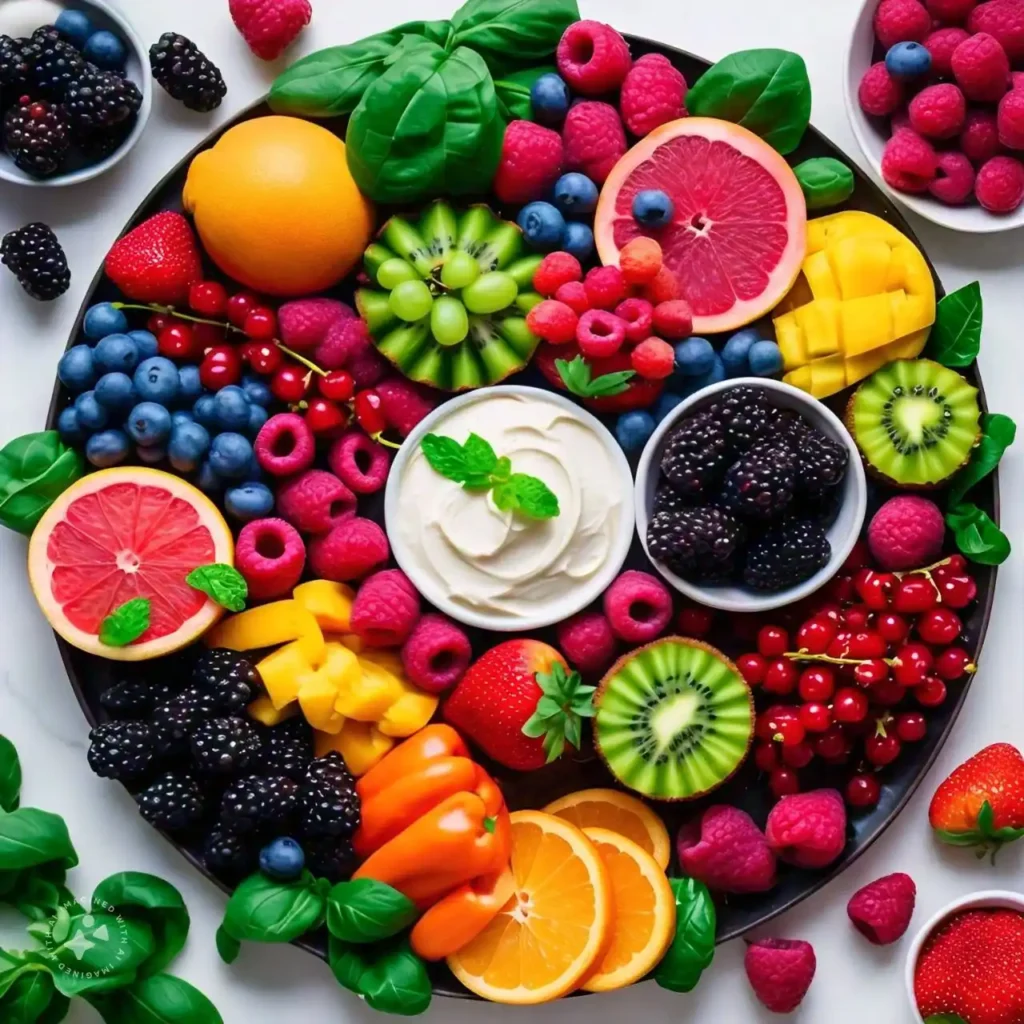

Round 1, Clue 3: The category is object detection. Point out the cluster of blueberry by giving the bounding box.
[517,170,600,260]
[52,8,128,70]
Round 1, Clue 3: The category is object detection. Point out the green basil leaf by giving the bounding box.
[2,968,60,1023]
[326,879,418,944]
[47,912,155,997]
[0,432,84,536]
[494,65,555,120]
[946,503,1011,566]
[0,954,46,1001]
[13,872,63,922]
[946,412,1016,507]
[508,473,559,519]
[421,433,470,482]
[328,935,369,993]
[36,991,69,1024]
[87,973,223,1024]
[0,735,21,812]
[654,877,716,993]
[222,872,325,945]
[793,156,854,210]
[928,281,983,367]
[185,564,247,614]
[358,939,432,1017]
[0,808,76,871]
[99,598,151,648]
[215,926,240,965]
[686,49,812,154]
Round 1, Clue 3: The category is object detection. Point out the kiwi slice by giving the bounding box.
[847,359,981,487]
[594,637,754,802]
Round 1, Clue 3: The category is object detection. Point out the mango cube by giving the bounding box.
[335,659,402,721]
[258,640,316,710]
[205,600,325,665]
[378,692,440,738]
[322,643,362,692]
[247,695,298,727]
[293,581,356,633]
[322,720,395,776]
[298,670,345,734]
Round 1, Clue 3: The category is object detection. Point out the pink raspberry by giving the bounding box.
[554,280,591,315]
[563,101,627,185]
[677,806,777,894]
[316,317,388,386]
[401,613,472,694]
[874,0,932,48]
[327,429,391,495]
[618,237,663,286]
[276,469,355,535]
[858,62,904,117]
[526,300,579,344]
[929,150,977,202]
[975,152,1024,210]
[652,299,694,340]
[255,413,315,477]
[1013,70,1024,90]
[229,0,311,60]
[765,788,848,869]
[603,570,674,643]
[375,377,437,438]
[350,569,421,647]
[847,872,917,945]
[744,939,816,1014]
[881,130,939,191]
[924,27,971,74]
[309,517,389,582]
[614,297,654,343]
[926,0,977,21]
[556,21,632,96]
[869,496,946,570]
[278,299,353,352]
[583,265,627,310]
[620,53,688,137]
[577,309,626,358]
[909,83,967,137]
[644,265,681,304]
[493,120,565,205]
[631,337,674,380]
[951,32,1010,101]
[961,108,1002,162]
[235,518,306,600]
[556,612,618,675]
[998,87,1024,147]
[968,0,1024,60]
[533,252,582,297]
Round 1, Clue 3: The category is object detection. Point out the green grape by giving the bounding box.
[431,295,470,347]
[440,251,481,290]
[377,258,420,290]
[389,279,433,322]
[461,271,518,315]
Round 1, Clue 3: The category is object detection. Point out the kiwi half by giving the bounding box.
[594,637,754,802]
[847,359,981,488]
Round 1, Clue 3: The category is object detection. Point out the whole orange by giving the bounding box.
[182,116,374,297]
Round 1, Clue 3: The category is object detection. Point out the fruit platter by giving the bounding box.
[1,0,1017,1015]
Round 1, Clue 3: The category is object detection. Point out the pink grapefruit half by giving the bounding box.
[28,467,234,662]
[595,118,807,335]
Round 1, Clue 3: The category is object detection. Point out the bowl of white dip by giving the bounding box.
[385,386,636,632]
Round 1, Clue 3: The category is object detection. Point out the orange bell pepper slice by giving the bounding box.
[356,724,468,803]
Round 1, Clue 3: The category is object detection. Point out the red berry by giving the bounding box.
[814,725,851,763]
[915,676,948,707]
[892,643,933,686]
[756,706,800,743]
[199,345,242,390]
[854,658,890,687]
[194,321,227,349]
[757,625,789,658]
[772,717,806,748]
[936,573,976,608]
[148,313,171,334]
[247,342,283,376]
[937,554,967,575]
[318,370,355,403]
[782,740,815,769]
[799,666,835,702]
[770,767,801,799]
[917,607,962,646]
[737,653,767,687]
[848,631,887,659]
[158,323,198,359]
[876,612,909,646]
[843,605,872,631]
[934,646,972,681]
[892,576,939,615]
[873,679,908,707]
[678,605,715,637]
[227,292,259,328]
[896,712,927,743]
[754,743,779,773]
[271,365,310,403]
[833,687,870,724]
[354,390,386,436]
[846,773,881,809]
[795,617,837,655]
[245,307,278,341]
[827,574,856,604]
[189,280,228,316]
[763,658,798,696]
[854,568,895,609]
[800,701,833,733]
[843,540,871,572]
[865,731,901,767]
[827,632,853,659]
[305,397,348,437]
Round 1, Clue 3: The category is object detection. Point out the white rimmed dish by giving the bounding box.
[634,377,867,613]
[384,385,636,633]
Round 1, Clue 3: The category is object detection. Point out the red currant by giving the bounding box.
[737,653,766,687]
[814,725,850,762]
[854,658,890,687]
[934,646,973,681]
[247,342,284,376]
[158,323,198,359]
[245,307,278,341]
[876,612,909,646]
[769,767,801,799]
[872,679,907,707]
[227,292,259,328]
[354,390,386,436]
[798,666,835,702]
[319,370,355,403]
[892,643,933,686]
[772,717,806,748]
[271,365,311,403]
[305,397,349,437]
[148,313,171,334]
[915,676,948,708]
[189,280,228,316]
[843,605,872,631]
[895,712,927,743]
[757,625,789,658]
[799,701,833,733]
[678,606,715,637]
[917,607,963,646]
[847,630,887,659]
[854,568,895,610]
[754,743,779,773]
[846,773,881,809]
[782,740,815,769]
[833,686,870,724]
[827,632,853,659]
[795,617,836,654]
[936,574,977,609]
[756,706,801,744]
[936,554,967,576]
[762,658,798,696]
[827,574,856,604]
[199,345,242,390]
[892,576,939,615]
[194,321,227,349]
[865,731,901,767]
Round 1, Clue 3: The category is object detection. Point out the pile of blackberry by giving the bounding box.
[87,648,360,883]
[648,386,848,592]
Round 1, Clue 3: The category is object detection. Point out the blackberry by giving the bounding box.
[65,69,141,133]
[793,428,848,495]
[151,687,217,757]
[707,386,775,453]
[304,836,357,884]
[0,36,40,102]
[77,112,136,162]
[297,754,360,839]
[220,775,299,833]
[766,408,808,448]
[4,97,71,177]
[304,751,353,787]
[87,721,155,780]
[801,487,842,529]
[149,33,226,113]
[647,506,745,583]
[191,716,261,774]
[100,678,175,719]
[137,772,204,831]
[721,443,795,522]
[652,483,689,516]
[29,36,87,100]
[204,828,257,880]
[659,411,730,500]
[193,648,262,714]
[1,222,70,300]
[262,718,314,782]
[743,519,832,592]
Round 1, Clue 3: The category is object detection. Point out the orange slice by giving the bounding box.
[579,828,677,992]
[447,810,612,1004]
[543,788,672,870]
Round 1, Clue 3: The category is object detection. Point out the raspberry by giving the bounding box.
[229,0,311,60]
[929,150,977,202]
[255,413,315,477]
[350,569,421,647]
[316,317,388,386]
[644,265,680,303]
[620,53,688,136]
[614,297,655,343]
[631,337,674,380]
[577,309,626,358]
[960,108,1002,163]
[401,613,472,694]
[745,939,816,1014]
[998,87,1024,147]
[1015,70,1024,90]
[562,101,627,185]
[677,806,777,894]
[951,32,1010,101]
[276,469,355,535]
[556,21,632,95]
[583,265,627,309]
[533,252,582,296]
[874,0,932,48]
[858,62,904,117]
[868,495,946,569]
[557,611,618,674]
[924,27,971,75]
[603,570,674,643]
[847,872,917,945]
[618,237,663,285]
[326,429,391,495]
[652,299,694,340]
[968,0,1024,60]
[526,299,579,344]
[881,130,939,191]
[309,518,389,582]
[493,120,565,205]
[765,788,847,868]
[926,0,977,20]
[975,153,1024,210]
[235,518,306,600]
[375,377,437,438]
[278,299,353,352]
[908,83,967,137]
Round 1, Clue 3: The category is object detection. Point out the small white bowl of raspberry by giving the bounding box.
[845,0,1024,233]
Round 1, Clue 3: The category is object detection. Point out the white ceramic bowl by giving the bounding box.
[904,890,1024,1022]
[384,385,636,633]
[635,377,867,613]
[845,0,1024,233]
[0,0,152,188]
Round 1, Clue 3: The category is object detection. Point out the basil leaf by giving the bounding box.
[509,473,559,519]
[185,564,247,614]
[0,954,47,1002]
[946,412,1016,507]
[946,503,1011,566]
[328,935,368,993]
[222,872,325,944]
[215,926,240,965]
[462,433,498,476]
[928,281,983,367]
[686,49,812,154]
[0,809,76,871]
[88,973,223,1024]
[0,735,21,812]
[99,598,151,648]
[655,878,716,993]
[358,939,432,1017]
[2,968,60,1024]
[326,879,418,944]
[421,433,469,482]
[47,912,155,998]
[793,156,854,210]
[0,432,84,536]
[494,65,555,120]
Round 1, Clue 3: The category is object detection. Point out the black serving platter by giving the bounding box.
[48,36,998,1000]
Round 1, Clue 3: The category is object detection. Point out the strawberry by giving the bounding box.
[929,743,1024,857]
[914,908,1024,1024]
[443,640,595,771]
[104,212,203,305]
[534,342,664,413]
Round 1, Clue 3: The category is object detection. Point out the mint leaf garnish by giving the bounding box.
[421,434,471,482]
[99,598,151,648]
[492,456,511,482]
[187,563,248,613]
[556,354,635,398]
[509,473,559,519]
[462,433,498,476]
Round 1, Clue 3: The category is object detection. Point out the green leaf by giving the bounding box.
[420,433,470,482]
[555,355,635,398]
[494,65,555,120]
[462,433,498,476]
[45,912,154,996]
[947,412,1016,507]
[221,872,324,945]
[2,968,61,1024]
[99,598,151,648]
[87,973,223,1024]
[0,735,21,812]
[928,281,983,367]
[214,927,240,966]
[325,879,418,944]
[0,808,76,871]
[655,878,716,993]
[793,156,854,210]
[491,480,518,512]
[328,935,367,994]
[508,473,559,519]
[185,564,247,614]
[522,663,592,762]
[0,432,84,536]
[491,455,511,482]
[946,503,1011,566]
[358,939,432,1017]
[686,49,812,155]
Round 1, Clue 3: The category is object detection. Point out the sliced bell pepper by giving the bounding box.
[356,724,468,803]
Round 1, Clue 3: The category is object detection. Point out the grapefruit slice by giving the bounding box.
[28,467,234,661]
[595,118,807,334]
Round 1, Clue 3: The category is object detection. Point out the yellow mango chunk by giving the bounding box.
[359,650,405,676]
[840,293,895,357]
[785,355,847,399]
[803,251,840,301]
[378,692,440,738]
[336,660,402,721]
[829,236,891,300]
[258,640,315,710]
[338,634,364,654]
[247,695,298,727]
[298,670,345,734]
[322,643,362,691]
[205,601,325,665]
[320,720,395,776]
[795,299,841,359]
[293,580,356,633]
[774,311,806,370]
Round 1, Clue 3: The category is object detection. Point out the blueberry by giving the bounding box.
[93,334,140,375]
[178,365,203,404]
[193,395,218,428]
[83,302,128,341]
[259,837,305,882]
[552,172,599,217]
[197,459,223,495]
[530,73,571,126]
[57,406,84,444]
[168,421,211,473]
[74,391,108,431]
[632,189,675,227]
[225,482,275,522]
[615,410,657,452]
[247,404,268,438]
[94,372,136,410]
[241,375,272,408]
[517,202,566,251]
[721,328,761,377]
[134,357,180,405]
[137,444,167,465]
[213,386,251,432]
[86,430,130,469]
[653,391,685,423]
[127,402,172,446]
[885,41,931,80]
[681,353,726,395]
[209,432,253,480]
[673,337,715,378]
[83,30,127,71]
[58,345,97,393]
[562,221,595,261]
[172,410,195,429]
[128,330,159,360]
[748,340,784,377]
[55,9,94,47]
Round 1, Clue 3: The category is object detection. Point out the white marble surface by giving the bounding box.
[0,0,1022,1020]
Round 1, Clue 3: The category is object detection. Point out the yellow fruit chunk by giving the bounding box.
[378,692,439,738]
[293,580,356,633]
[247,695,297,727]
[258,640,315,710]
[205,600,325,665]
[298,670,345,734]
[336,659,402,721]
[338,634,364,654]
[321,720,395,776]
[322,643,362,692]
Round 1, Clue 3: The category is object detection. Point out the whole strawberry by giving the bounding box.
[230,0,312,60]
[443,640,595,770]
[105,212,202,305]
[929,742,1024,856]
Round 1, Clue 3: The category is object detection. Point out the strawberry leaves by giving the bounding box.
[556,354,635,398]
[521,662,595,763]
